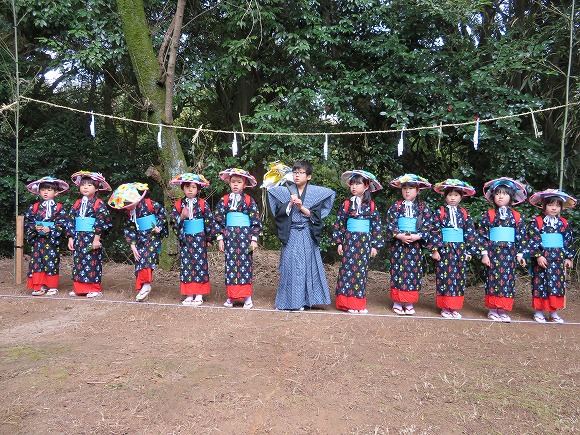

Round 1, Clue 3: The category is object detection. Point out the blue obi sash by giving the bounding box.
[489,227,515,242]
[184,219,204,235]
[541,233,564,248]
[75,217,96,232]
[136,214,157,231]
[442,228,464,243]
[398,217,417,233]
[35,221,55,227]
[226,212,250,227]
[347,218,370,233]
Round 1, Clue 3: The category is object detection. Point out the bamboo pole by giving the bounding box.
[15,216,23,284]
[559,0,575,190]
[12,0,21,283]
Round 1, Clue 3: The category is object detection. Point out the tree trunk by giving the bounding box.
[116,0,188,268]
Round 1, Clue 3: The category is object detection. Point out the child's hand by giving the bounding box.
[431,251,441,261]
[36,224,49,234]
[180,208,189,220]
[465,254,472,261]
[482,254,491,267]
[218,240,225,252]
[92,239,102,250]
[250,240,258,252]
[152,226,161,234]
[68,237,74,251]
[564,259,573,270]
[337,244,343,255]
[131,244,141,262]
[537,255,548,269]
[517,255,526,268]
[370,247,377,258]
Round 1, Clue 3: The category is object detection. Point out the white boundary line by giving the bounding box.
[1,294,579,325]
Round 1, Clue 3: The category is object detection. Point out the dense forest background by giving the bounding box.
[0,0,578,270]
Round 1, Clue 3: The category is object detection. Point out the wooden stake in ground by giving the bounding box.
[15,215,23,284]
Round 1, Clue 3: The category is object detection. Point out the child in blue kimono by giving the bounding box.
[169,173,215,306]
[478,177,528,322]
[384,174,435,316]
[24,177,69,296]
[214,168,262,309]
[431,179,478,319]
[332,170,384,314]
[66,171,113,298]
[108,182,168,302]
[527,189,576,323]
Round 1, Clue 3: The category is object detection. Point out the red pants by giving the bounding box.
[336,294,366,311]
[180,281,210,296]
[532,296,565,311]
[436,295,464,310]
[226,284,252,300]
[72,282,101,295]
[135,268,153,291]
[390,288,419,303]
[27,272,59,290]
[485,295,514,311]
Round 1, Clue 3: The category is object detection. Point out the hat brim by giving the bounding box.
[390,180,432,190]
[483,178,527,205]
[433,184,476,196]
[170,176,210,187]
[219,170,257,187]
[71,172,111,191]
[26,178,69,195]
[529,190,577,210]
[108,189,147,210]
[340,171,383,192]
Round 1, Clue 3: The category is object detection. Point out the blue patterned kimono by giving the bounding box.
[65,196,112,288]
[268,183,335,310]
[169,198,215,287]
[124,199,168,276]
[384,200,435,297]
[431,206,478,304]
[332,199,384,301]
[527,214,574,300]
[24,201,66,285]
[477,207,527,304]
[214,193,262,292]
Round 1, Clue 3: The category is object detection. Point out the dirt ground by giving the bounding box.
[1,250,579,434]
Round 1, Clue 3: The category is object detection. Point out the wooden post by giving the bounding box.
[15,215,24,284]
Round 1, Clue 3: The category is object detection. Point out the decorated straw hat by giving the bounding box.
[433,178,476,196]
[71,170,111,191]
[341,170,383,192]
[219,168,257,187]
[108,182,148,210]
[170,173,210,187]
[26,176,69,195]
[529,189,577,210]
[483,177,527,205]
[389,173,431,190]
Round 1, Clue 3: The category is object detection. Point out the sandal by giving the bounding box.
[223,300,234,308]
[404,306,415,315]
[487,312,501,321]
[243,301,254,309]
[69,291,77,297]
[192,298,203,306]
[393,306,405,316]
[31,289,46,296]
[451,311,462,319]
[358,309,368,314]
[441,310,453,319]
[182,296,194,306]
[46,288,58,296]
[550,315,564,324]
[533,313,546,323]
[347,309,359,314]
[86,292,102,298]
[498,313,511,323]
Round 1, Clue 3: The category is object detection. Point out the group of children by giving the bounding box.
[23,164,576,323]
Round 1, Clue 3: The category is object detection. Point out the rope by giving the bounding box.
[1,293,579,325]
[0,101,18,113]
[19,96,580,137]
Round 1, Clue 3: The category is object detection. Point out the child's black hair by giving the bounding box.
[542,196,563,212]
[492,185,515,206]
[39,182,57,190]
[293,161,313,176]
[180,181,198,191]
[348,174,372,205]
[80,176,100,190]
[443,187,464,198]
